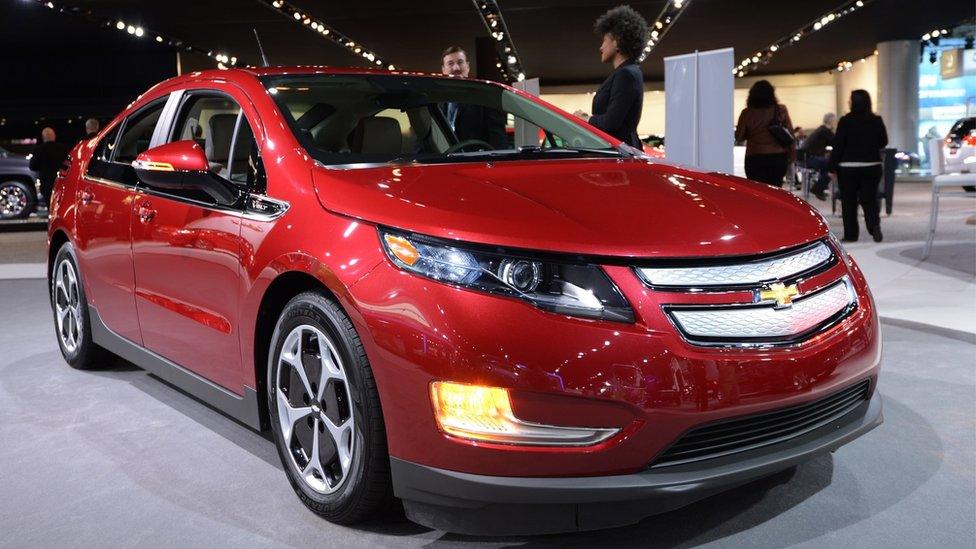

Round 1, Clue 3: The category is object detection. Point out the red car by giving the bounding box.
[48,67,882,535]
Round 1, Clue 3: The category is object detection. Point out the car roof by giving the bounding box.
[159,66,505,87]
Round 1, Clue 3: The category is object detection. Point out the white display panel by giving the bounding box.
[664,48,734,174]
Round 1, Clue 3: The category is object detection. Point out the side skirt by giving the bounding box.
[89,305,264,430]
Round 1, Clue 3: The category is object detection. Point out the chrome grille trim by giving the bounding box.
[665,277,857,347]
[636,241,833,289]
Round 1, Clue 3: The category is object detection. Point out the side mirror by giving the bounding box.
[133,140,239,205]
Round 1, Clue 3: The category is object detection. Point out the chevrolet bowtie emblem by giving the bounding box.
[757,282,800,309]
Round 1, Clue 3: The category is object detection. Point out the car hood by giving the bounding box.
[311,158,828,258]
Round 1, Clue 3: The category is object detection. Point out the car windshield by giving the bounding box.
[260,74,619,166]
[949,117,975,139]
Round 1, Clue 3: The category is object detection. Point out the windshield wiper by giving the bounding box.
[445,146,624,159]
[520,146,626,157]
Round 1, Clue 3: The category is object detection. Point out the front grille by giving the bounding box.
[665,277,857,346]
[635,240,834,289]
[650,380,871,468]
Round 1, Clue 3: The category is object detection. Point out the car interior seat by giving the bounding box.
[207,113,239,176]
[348,116,402,155]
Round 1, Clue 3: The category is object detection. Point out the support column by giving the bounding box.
[876,40,919,152]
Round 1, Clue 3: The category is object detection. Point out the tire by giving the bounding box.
[267,291,393,524]
[0,179,36,220]
[51,242,112,369]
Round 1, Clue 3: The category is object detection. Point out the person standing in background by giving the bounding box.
[439,46,508,149]
[573,5,648,148]
[801,112,837,200]
[735,80,795,187]
[29,127,68,210]
[84,118,100,139]
[829,89,889,243]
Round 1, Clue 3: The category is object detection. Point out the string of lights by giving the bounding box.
[255,0,395,70]
[23,0,243,69]
[734,0,874,78]
[638,0,693,62]
[829,50,876,74]
[472,1,526,83]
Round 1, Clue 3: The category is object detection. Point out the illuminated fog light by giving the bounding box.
[430,382,619,446]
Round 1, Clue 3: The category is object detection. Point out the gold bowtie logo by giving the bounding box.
[759,282,800,308]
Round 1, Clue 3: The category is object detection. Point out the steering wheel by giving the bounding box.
[445,139,495,154]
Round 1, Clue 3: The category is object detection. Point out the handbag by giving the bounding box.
[767,105,795,148]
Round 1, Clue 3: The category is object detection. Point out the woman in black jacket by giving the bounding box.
[573,6,648,148]
[829,90,889,242]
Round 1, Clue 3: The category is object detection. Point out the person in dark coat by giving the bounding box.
[573,5,648,148]
[29,127,69,209]
[801,112,836,200]
[439,46,508,150]
[829,90,889,243]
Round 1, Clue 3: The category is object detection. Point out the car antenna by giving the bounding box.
[253,28,270,67]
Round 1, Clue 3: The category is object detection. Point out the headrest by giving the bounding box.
[349,116,402,155]
[207,113,239,162]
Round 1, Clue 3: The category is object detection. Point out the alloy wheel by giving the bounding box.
[275,324,355,494]
[0,183,28,219]
[53,258,82,354]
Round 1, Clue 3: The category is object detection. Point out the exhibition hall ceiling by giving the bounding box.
[7,0,970,82]
[0,0,971,126]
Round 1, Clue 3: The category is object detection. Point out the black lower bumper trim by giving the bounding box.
[392,390,883,535]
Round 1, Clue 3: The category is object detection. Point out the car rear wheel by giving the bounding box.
[51,242,111,369]
[268,291,393,523]
[0,180,35,220]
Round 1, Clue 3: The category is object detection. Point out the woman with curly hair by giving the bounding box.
[573,5,649,148]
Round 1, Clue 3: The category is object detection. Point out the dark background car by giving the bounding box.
[0,146,40,220]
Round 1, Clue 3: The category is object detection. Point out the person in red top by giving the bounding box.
[735,80,796,187]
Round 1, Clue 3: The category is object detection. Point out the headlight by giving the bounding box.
[828,232,851,266]
[380,229,635,322]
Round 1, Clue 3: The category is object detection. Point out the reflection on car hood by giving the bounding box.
[311,158,828,258]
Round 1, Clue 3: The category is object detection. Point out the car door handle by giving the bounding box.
[137,201,156,223]
[80,190,93,205]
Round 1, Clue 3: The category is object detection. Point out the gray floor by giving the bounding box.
[0,278,973,548]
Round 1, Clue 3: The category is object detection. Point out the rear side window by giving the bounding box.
[92,124,122,162]
[950,118,975,137]
[86,98,166,183]
[114,103,166,164]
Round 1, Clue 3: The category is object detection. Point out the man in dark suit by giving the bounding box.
[440,46,508,149]
[29,127,69,209]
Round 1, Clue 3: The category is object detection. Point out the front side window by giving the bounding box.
[141,91,262,204]
[261,74,619,166]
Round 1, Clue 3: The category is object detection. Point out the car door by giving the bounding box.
[76,97,170,343]
[130,89,255,392]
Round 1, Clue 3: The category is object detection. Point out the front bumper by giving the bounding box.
[392,390,883,535]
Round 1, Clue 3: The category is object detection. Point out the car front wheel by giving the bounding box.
[267,291,393,523]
